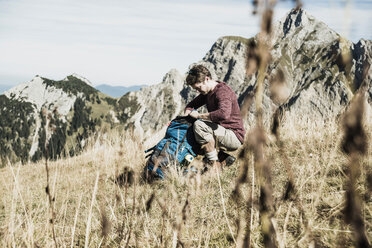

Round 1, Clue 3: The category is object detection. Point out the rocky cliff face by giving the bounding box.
[4,76,81,156]
[118,8,371,141]
[352,39,372,103]
[117,69,185,139]
[270,8,371,123]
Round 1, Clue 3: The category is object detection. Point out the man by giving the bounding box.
[184,64,245,169]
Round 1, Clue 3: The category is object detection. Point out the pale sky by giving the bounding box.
[0,0,371,87]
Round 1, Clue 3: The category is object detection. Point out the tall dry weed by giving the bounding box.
[340,62,371,247]
[42,108,58,248]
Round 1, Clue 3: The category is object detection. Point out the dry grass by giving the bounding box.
[0,117,370,247]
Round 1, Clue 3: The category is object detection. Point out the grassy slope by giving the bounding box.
[62,91,118,157]
[0,119,371,247]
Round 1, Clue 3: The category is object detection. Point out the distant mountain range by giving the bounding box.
[0,82,144,97]
[94,84,145,98]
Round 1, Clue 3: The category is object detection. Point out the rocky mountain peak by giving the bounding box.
[282,8,308,37]
[5,76,79,116]
[274,8,341,49]
[161,69,184,89]
[65,73,93,86]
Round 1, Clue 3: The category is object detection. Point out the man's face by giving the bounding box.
[191,78,209,95]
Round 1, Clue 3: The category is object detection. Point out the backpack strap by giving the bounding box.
[145,145,156,154]
[175,132,188,157]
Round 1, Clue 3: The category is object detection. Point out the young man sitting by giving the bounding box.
[184,65,246,170]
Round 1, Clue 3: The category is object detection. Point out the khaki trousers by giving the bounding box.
[193,120,241,152]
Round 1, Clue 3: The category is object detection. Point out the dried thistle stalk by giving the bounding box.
[341,93,370,247]
[42,108,58,248]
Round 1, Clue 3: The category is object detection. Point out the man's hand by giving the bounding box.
[189,110,211,121]
[189,110,199,119]
[184,109,192,116]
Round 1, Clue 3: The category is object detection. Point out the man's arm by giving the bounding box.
[184,94,206,115]
[189,111,211,121]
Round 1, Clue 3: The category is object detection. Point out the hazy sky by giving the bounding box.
[0,0,371,87]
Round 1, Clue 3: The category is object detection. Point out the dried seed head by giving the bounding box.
[246,127,267,151]
[259,185,276,247]
[343,176,371,247]
[271,108,281,137]
[339,37,352,76]
[240,92,254,120]
[115,166,135,187]
[367,173,372,191]
[146,193,155,212]
[182,196,189,223]
[101,208,111,238]
[269,69,289,105]
[293,0,303,9]
[232,158,249,204]
[282,181,295,201]
[238,143,246,159]
[252,0,259,14]
[261,9,273,34]
[231,188,241,203]
[246,39,260,76]
[343,187,357,225]
[341,94,367,155]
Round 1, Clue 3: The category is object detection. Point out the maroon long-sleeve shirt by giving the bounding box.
[185,81,246,143]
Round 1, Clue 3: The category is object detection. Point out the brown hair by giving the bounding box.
[185,65,211,85]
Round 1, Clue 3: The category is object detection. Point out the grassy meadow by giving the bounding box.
[0,111,371,247]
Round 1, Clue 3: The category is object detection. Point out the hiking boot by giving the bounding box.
[218,151,236,167]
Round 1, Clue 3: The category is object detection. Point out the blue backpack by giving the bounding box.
[144,116,202,180]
